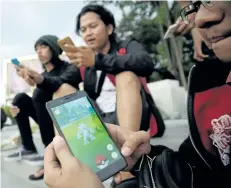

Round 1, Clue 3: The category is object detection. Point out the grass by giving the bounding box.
[62,113,120,172]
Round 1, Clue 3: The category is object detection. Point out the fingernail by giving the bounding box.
[53,136,64,145]
[114,175,121,184]
[121,147,131,156]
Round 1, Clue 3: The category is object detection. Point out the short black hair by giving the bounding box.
[76,4,116,42]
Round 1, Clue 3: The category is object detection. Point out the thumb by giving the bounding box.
[53,136,75,167]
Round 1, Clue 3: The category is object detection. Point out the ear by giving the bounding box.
[107,24,114,36]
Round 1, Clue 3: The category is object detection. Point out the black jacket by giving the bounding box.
[34,61,80,102]
[83,38,154,100]
[132,59,231,188]
[82,38,165,135]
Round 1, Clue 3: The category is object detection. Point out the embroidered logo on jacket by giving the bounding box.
[210,114,231,166]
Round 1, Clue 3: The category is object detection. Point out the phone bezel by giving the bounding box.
[46,91,127,182]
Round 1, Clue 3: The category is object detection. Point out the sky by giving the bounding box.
[0,0,174,104]
[0,0,122,62]
[0,0,123,104]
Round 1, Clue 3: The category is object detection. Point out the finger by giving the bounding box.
[63,44,79,53]
[175,22,188,36]
[70,59,82,67]
[175,17,183,25]
[114,172,122,184]
[44,142,61,172]
[181,26,193,36]
[15,66,21,72]
[78,46,88,51]
[25,77,35,86]
[106,124,129,148]
[26,77,35,85]
[194,48,209,59]
[53,136,78,167]
[66,52,82,60]
[194,53,204,62]
[44,143,61,185]
[121,131,150,157]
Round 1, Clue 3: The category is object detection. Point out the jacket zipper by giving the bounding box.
[187,65,212,171]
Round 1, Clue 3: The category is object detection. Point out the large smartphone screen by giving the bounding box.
[51,96,123,173]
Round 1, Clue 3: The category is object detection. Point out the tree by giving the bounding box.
[86,1,195,88]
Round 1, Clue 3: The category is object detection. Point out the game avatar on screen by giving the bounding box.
[51,97,121,172]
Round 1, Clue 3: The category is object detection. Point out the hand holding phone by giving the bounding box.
[58,37,75,52]
[46,91,127,181]
[44,135,105,188]
[11,58,21,66]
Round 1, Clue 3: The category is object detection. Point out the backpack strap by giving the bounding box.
[80,67,85,81]
[115,39,163,137]
[226,71,231,83]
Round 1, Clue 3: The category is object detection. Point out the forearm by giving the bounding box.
[95,53,154,77]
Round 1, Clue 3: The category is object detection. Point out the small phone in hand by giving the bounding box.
[46,91,127,181]
[57,36,75,52]
[11,58,21,67]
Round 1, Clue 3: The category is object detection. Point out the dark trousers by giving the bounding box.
[13,93,54,151]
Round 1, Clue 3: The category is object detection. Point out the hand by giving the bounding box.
[15,67,40,86]
[10,106,20,118]
[16,66,28,79]
[44,136,104,188]
[191,28,210,62]
[64,45,95,67]
[173,17,195,37]
[27,69,44,85]
[106,124,151,183]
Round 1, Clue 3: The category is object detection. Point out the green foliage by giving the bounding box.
[1,105,13,119]
[85,1,195,82]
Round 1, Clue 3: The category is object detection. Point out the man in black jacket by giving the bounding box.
[44,1,231,188]
[53,5,164,184]
[54,4,158,134]
[5,35,80,180]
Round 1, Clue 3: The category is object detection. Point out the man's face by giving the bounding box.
[35,44,52,64]
[195,1,231,63]
[79,12,113,51]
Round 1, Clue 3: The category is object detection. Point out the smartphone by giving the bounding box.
[46,91,127,181]
[11,58,21,67]
[57,36,75,52]
[164,24,178,39]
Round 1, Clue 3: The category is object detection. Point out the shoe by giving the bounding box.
[25,155,44,166]
[4,146,37,162]
[29,167,44,181]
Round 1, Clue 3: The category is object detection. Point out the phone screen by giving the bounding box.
[51,97,123,173]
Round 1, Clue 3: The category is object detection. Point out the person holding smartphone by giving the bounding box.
[6,35,81,181]
[54,5,165,186]
[44,1,231,188]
